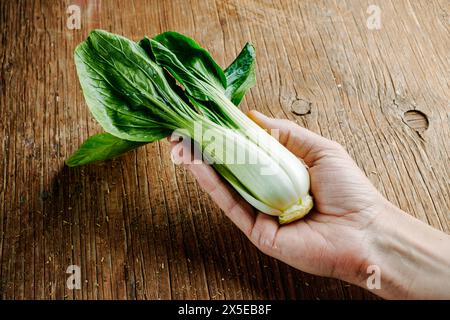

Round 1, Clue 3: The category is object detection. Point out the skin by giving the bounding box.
[170,110,450,299]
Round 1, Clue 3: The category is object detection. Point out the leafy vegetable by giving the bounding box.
[67,30,313,223]
[65,133,145,166]
[224,43,256,105]
[67,33,256,166]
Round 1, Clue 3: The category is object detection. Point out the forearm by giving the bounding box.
[353,202,450,299]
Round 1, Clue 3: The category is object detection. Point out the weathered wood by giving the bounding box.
[0,0,448,299]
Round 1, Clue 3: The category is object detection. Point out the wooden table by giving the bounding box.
[1,0,449,300]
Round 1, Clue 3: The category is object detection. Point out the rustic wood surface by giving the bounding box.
[1,0,449,300]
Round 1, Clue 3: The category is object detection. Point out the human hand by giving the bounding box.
[170,110,450,299]
[170,110,384,280]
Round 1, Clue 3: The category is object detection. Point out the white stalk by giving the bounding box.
[197,117,313,224]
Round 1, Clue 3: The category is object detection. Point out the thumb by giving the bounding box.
[247,110,338,165]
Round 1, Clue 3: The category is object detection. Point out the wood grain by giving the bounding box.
[0,0,449,299]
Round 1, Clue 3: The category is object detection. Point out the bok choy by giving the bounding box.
[66,30,313,224]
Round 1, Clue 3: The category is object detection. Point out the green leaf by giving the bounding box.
[138,36,156,61]
[150,32,227,101]
[74,30,186,142]
[65,133,146,167]
[224,43,256,105]
[70,30,256,166]
[139,36,193,106]
[150,33,256,130]
[143,35,255,107]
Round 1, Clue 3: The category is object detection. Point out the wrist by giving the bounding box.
[349,201,450,299]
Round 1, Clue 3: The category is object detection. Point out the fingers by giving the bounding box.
[248,213,280,255]
[169,139,256,237]
[247,110,340,165]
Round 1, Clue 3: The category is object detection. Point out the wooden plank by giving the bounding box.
[0,0,448,299]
